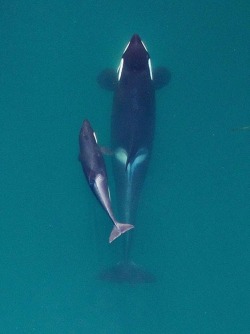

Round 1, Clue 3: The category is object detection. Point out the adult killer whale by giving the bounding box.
[98,34,171,282]
[79,120,134,243]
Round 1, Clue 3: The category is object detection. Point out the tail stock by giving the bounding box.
[99,261,155,284]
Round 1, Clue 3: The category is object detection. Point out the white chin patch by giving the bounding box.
[117,58,124,81]
[148,58,153,80]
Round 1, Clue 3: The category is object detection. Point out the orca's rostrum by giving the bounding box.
[98,34,171,283]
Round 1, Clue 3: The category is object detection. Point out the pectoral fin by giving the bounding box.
[97,69,117,91]
[100,146,114,156]
[153,67,171,89]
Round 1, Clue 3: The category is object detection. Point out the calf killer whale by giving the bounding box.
[98,34,171,282]
[79,120,134,243]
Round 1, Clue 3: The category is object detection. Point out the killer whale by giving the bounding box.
[98,34,171,282]
[79,120,134,243]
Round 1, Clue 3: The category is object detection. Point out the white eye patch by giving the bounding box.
[117,58,124,81]
[93,131,98,143]
[123,41,130,54]
[141,40,148,51]
[148,58,153,80]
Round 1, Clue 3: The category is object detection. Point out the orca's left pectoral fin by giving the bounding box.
[153,67,171,89]
[97,68,117,91]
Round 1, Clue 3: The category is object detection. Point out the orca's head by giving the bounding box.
[80,119,97,145]
[117,34,153,80]
[81,120,92,138]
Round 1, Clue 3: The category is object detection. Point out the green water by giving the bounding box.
[1,1,249,333]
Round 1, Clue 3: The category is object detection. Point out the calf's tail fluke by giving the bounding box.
[99,261,155,284]
[109,222,134,243]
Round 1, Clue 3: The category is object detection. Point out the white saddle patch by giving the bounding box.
[128,148,148,173]
[115,147,128,165]
[115,147,148,183]
[132,149,148,166]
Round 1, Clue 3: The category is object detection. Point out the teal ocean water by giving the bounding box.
[1,1,249,333]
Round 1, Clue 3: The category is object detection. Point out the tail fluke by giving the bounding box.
[109,223,134,243]
[99,261,155,284]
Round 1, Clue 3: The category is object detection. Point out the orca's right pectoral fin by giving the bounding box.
[97,69,117,91]
[100,146,114,156]
[154,67,171,89]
